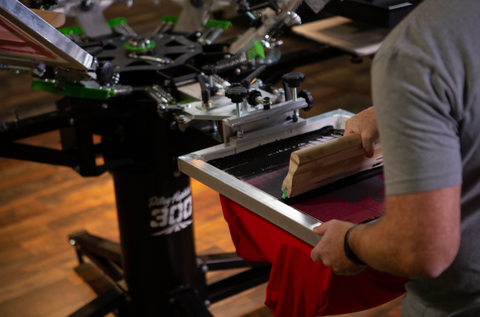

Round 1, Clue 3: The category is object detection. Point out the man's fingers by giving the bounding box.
[313,223,327,235]
[311,248,322,262]
[362,134,377,158]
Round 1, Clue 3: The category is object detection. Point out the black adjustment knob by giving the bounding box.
[226,86,248,104]
[30,0,58,9]
[298,89,313,111]
[96,61,114,85]
[282,72,305,88]
[80,0,94,11]
[248,90,262,106]
[202,64,218,76]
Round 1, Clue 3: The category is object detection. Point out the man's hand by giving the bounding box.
[344,107,379,158]
[311,220,366,276]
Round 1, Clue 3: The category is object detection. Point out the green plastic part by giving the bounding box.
[161,16,179,24]
[32,79,114,100]
[204,19,232,30]
[159,16,231,30]
[282,187,289,199]
[58,26,83,36]
[246,42,265,60]
[59,17,129,36]
[178,98,198,104]
[107,17,128,28]
[124,40,156,52]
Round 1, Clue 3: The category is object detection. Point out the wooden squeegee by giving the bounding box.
[31,9,66,29]
[281,133,383,198]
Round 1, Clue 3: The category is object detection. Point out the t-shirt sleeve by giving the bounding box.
[372,50,462,195]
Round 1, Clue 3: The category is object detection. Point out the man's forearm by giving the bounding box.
[348,186,461,278]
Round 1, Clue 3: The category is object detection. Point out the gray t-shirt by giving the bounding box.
[372,0,480,315]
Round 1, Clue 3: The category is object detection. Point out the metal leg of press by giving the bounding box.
[207,266,272,304]
[69,231,124,282]
[196,253,272,305]
[67,287,126,317]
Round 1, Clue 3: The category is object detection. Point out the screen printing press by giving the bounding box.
[178,109,409,316]
[0,0,415,315]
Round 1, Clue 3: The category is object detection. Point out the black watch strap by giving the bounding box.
[344,226,367,267]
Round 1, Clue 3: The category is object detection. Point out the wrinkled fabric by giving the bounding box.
[220,195,408,316]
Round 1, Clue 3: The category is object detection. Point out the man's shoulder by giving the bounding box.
[374,0,480,68]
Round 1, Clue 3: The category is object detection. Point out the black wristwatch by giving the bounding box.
[344,226,367,267]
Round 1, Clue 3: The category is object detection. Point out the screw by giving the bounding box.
[69,239,76,246]
[234,68,241,76]
[177,115,187,124]
[69,118,75,125]
[204,300,211,307]
[201,264,209,272]
[293,110,299,122]
[102,104,108,109]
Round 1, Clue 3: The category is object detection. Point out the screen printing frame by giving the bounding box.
[178,109,353,247]
[0,0,93,70]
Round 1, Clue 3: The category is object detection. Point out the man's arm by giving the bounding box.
[350,185,461,278]
[311,185,461,277]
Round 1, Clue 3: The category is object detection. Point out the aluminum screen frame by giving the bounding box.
[0,0,93,70]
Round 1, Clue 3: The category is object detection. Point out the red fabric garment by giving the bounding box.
[220,195,408,316]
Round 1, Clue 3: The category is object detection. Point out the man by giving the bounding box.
[310,0,480,315]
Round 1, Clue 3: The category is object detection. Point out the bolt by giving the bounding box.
[164,79,171,86]
[201,264,209,272]
[102,103,108,109]
[236,129,244,138]
[204,300,211,307]
[69,118,75,125]
[224,54,231,59]
[69,239,76,246]
[262,97,272,110]
[246,11,256,20]
[234,68,241,76]
[177,115,187,124]
[293,110,299,122]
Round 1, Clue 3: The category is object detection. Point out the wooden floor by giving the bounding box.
[0,0,402,316]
